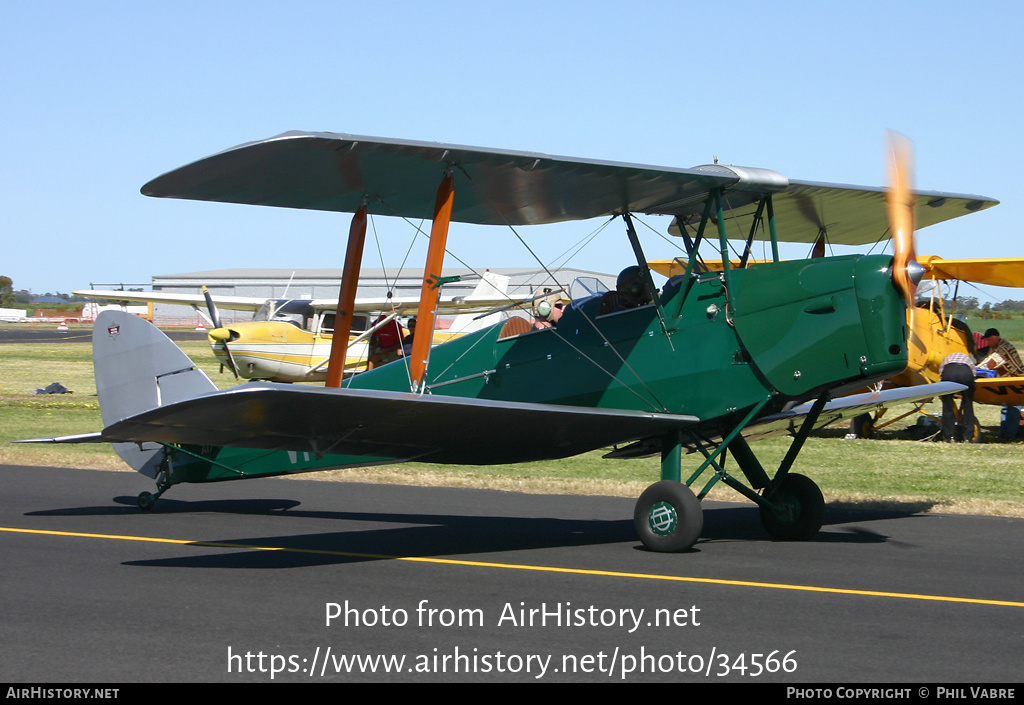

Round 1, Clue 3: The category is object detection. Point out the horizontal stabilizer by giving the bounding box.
[13,432,107,444]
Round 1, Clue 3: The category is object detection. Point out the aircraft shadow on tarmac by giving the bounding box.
[29,496,931,568]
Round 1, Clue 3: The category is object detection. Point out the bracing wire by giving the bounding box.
[446,166,669,411]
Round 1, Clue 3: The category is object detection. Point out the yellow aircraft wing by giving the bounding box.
[917,256,1024,287]
[652,255,1024,287]
[648,258,770,278]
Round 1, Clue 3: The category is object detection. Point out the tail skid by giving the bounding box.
[92,311,216,478]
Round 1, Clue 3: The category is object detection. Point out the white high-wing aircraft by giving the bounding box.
[75,271,520,382]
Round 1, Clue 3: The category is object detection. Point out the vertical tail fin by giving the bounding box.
[93,311,216,477]
[447,271,511,334]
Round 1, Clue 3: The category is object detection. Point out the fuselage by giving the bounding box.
[207,320,463,382]
[349,254,909,432]
[888,303,1024,407]
[158,254,909,485]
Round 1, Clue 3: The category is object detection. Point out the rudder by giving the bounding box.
[93,311,216,477]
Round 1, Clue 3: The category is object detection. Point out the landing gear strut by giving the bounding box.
[137,467,172,511]
[633,394,830,551]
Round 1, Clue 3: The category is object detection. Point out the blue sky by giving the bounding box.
[2,1,1021,301]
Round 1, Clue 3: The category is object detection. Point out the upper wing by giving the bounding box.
[81,287,513,319]
[95,382,698,465]
[74,289,266,312]
[917,256,1024,287]
[142,131,997,242]
[143,131,732,226]
[671,179,997,246]
[325,269,515,315]
[309,296,517,316]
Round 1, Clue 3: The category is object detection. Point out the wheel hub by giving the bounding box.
[648,501,678,536]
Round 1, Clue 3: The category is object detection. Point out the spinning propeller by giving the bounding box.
[203,286,240,379]
[885,132,926,307]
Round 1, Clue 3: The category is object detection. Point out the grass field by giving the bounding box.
[2,325,1022,517]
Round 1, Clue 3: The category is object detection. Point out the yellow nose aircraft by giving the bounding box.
[901,256,1024,397]
[651,255,1024,438]
[76,270,521,382]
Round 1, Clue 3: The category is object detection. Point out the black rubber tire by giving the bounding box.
[634,480,703,552]
[759,473,824,541]
[137,491,155,511]
[850,413,874,439]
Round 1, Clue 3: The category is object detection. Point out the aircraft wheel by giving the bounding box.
[759,473,824,541]
[849,413,874,439]
[137,492,155,511]
[634,481,703,552]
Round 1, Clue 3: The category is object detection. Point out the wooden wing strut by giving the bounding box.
[325,204,368,387]
[409,171,454,391]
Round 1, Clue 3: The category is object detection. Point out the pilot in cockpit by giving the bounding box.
[598,266,653,315]
[532,289,564,329]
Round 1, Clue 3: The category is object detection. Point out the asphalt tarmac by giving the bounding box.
[1,464,1021,683]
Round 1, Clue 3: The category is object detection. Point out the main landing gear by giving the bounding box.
[633,462,826,552]
[757,473,825,541]
[632,396,828,552]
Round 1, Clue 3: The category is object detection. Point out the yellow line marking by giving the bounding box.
[3,525,1022,608]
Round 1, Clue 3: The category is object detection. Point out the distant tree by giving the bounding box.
[993,299,1024,312]
[955,296,979,311]
[0,276,12,308]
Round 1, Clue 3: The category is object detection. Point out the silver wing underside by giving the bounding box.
[22,382,963,463]
[95,382,700,465]
[143,131,997,245]
[741,382,965,443]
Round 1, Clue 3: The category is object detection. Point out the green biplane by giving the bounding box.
[23,132,997,552]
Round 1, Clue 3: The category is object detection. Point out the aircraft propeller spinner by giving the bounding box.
[203,285,240,379]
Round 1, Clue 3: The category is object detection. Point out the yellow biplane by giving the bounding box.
[888,256,1024,436]
[651,256,1024,438]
